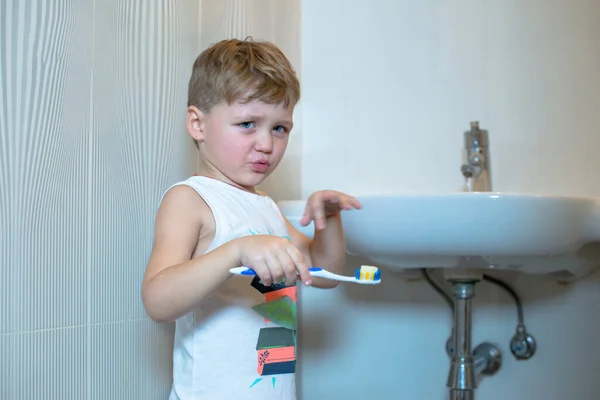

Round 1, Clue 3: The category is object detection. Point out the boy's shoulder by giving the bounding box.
[158,183,216,244]
[160,181,211,220]
[161,175,207,201]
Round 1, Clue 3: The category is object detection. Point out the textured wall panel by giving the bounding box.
[0,0,94,334]
[90,319,174,400]
[199,0,300,68]
[90,0,198,324]
[0,327,87,399]
[1,0,198,398]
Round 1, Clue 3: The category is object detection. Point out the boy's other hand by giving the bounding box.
[234,235,312,286]
[300,190,362,230]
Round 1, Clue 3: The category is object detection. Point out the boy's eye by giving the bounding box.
[273,125,288,134]
[239,122,255,129]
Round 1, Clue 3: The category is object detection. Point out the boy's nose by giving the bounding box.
[254,132,273,153]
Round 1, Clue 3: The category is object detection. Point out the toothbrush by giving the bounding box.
[229,265,381,285]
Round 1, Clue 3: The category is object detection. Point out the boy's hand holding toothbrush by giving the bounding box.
[233,235,313,287]
[230,190,380,285]
[300,190,362,230]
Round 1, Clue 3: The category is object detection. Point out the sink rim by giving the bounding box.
[277,192,600,282]
[278,191,600,206]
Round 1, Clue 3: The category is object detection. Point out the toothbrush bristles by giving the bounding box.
[356,265,381,281]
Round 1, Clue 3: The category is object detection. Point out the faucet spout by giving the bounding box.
[460,121,491,192]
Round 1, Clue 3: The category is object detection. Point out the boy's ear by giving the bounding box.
[186,106,206,142]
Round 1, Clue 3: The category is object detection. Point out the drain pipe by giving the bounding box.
[447,281,477,399]
[445,275,502,400]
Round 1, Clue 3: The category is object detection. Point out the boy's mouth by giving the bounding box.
[250,159,270,173]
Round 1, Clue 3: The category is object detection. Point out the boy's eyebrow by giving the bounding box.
[234,113,293,127]
[233,112,263,120]
[278,120,294,127]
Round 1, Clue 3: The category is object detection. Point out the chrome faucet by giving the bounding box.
[460,121,491,192]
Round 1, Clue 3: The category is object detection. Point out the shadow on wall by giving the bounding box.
[336,254,579,306]
[296,253,590,354]
[294,254,600,399]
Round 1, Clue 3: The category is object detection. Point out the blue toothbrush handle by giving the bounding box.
[229,266,257,276]
[229,266,380,285]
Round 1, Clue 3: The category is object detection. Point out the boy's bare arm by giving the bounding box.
[309,213,346,285]
[141,186,238,323]
[142,186,313,322]
[284,214,345,289]
[283,190,362,289]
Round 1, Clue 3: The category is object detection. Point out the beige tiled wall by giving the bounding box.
[0,0,199,398]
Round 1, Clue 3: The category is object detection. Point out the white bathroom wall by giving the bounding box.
[300,0,600,198]
[297,1,600,399]
[0,1,198,398]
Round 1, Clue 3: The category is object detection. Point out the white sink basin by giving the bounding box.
[278,193,600,281]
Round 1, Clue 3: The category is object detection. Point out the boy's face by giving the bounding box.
[188,99,294,192]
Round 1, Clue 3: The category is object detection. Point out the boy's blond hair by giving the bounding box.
[188,38,300,113]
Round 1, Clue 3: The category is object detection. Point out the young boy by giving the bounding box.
[142,38,361,400]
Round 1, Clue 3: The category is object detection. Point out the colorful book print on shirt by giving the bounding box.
[246,227,298,386]
[250,276,297,376]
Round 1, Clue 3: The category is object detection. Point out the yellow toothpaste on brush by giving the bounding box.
[357,265,380,281]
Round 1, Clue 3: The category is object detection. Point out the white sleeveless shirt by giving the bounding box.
[166,176,297,400]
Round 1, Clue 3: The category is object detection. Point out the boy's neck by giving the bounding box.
[195,172,258,195]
